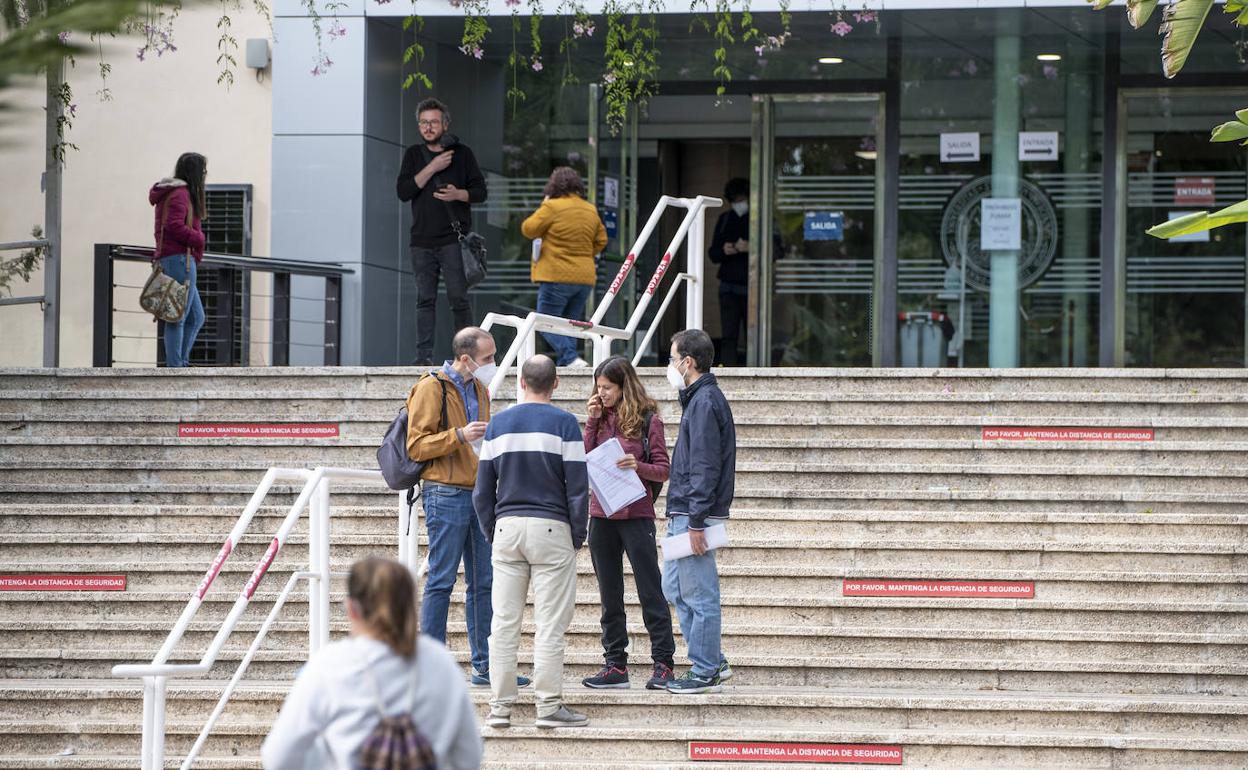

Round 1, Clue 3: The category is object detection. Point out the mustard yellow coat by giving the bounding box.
[522,195,608,286]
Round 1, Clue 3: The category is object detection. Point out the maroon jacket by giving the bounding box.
[150,179,205,262]
[583,408,670,520]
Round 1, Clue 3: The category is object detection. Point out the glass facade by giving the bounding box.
[396,7,1246,367]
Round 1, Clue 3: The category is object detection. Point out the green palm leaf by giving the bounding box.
[1159,0,1216,77]
[1126,0,1160,27]
[1147,200,1248,239]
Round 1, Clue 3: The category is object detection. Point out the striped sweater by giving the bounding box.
[472,402,590,548]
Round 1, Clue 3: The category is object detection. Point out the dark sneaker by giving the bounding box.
[486,708,510,728]
[582,664,630,689]
[665,670,722,694]
[646,662,675,690]
[535,705,589,728]
[715,659,734,682]
[471,670,532,688]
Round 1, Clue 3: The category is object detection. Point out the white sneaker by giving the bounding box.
[486,708,511,728]
[569,357,590,368]
[535,705,589,728]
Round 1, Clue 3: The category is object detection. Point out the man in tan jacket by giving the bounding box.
[407,326,529,688]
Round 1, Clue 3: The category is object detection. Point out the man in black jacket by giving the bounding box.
[661,329,737,694]
[396,98,488,365]
[708,178,750,366]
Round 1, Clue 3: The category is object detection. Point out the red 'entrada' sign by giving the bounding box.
[178,423,339,438]
[1174,177,1216,207]
[690,743,902,765]
[982,427,1153,442]
[0,574,126,591]
[844,579,1034,599]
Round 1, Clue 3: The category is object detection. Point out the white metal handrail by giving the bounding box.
[111,466,406,770]
[481,194,721,398]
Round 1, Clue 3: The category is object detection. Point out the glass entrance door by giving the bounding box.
[1122,90,1248,367]
[752,93,885,366]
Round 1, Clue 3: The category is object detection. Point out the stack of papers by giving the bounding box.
[661,524,730,561]
[586,438,647,516]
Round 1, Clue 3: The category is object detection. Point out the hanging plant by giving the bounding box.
[556,0,593,86]
[459,0,490,59]
[602,0,660,133]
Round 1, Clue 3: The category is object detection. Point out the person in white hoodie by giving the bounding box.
[261,557,484,770]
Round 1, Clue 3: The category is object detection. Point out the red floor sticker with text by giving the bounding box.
[844,579,1034,599]
[690,742,902,764]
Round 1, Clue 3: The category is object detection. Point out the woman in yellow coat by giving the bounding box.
[522,166,608,367]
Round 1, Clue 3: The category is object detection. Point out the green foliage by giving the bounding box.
[0,226,46,298]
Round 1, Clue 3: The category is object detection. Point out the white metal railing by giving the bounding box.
[480,194,721,398]
[111,466,409,770]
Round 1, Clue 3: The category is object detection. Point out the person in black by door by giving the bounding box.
[708,178,750,366]
[397,98,488,365]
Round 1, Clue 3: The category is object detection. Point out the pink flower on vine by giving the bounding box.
[67,103,77,118]
[459,44,484,59]
[853,11,876,24]
[505,0,520,7]
[603,72,616,84]
[831,20,853,37]
[58,31,71,44]
[328,21,347,38]
[532,58,543,72]
[448,0,463,6]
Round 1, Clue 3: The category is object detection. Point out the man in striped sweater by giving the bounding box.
[474,354,590,729]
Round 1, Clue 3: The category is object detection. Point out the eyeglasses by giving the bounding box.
[417,119,443,129]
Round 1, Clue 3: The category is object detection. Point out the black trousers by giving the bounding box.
[588,517,675,667]
[719,284,748,366]
[411,243,472,361]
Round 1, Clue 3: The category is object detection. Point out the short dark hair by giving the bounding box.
[724,177,749,202]
[452,327,491,360]
[521,354,557,395]
[672,329,715,373]
[416,98,450,122]
[543,166,586,199]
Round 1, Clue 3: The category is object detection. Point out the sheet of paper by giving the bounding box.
[531,238,542,263]
[661,523,729,561]
[586,438,647,516]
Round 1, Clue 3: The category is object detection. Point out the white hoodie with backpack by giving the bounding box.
[261,635,483,770]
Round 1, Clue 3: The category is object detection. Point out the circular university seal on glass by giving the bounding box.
[940,176,1058,293]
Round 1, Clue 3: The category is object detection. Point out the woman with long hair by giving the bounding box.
[521,166,607,367]
[261,557,483,770]
[580,355,676,690]
[148,152,208,367]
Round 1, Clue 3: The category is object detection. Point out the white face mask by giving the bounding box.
[666,360,687,392]
[731,201,749,217]
[470,359,497,385]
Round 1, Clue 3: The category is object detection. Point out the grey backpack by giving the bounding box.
[377,374,447,524]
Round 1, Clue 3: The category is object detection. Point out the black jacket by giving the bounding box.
[708,209,749,286]
[666,373,736,530]
[396,135,488,248]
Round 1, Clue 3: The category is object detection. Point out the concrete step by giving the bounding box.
[6,437,1248,472]
[4,641,1248,693]
[6,460,1248,495]
[12,413,1248,441]
[5,530,1246,573]
[6,618,1246,670]
[3,504,1248,548]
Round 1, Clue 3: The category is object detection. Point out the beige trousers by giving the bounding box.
[487,516,578,717]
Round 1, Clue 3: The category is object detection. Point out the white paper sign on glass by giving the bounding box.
[661,524,730,562]
[586,438,647,516]
[940,132,980,163]
[603,177,620,209]
[981,198,1022,251]
[1019,131,1059,161]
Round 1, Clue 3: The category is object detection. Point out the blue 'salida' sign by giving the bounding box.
[803,211,844,241]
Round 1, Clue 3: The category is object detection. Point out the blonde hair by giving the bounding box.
[348,558,419,658]
[593,355,657,439]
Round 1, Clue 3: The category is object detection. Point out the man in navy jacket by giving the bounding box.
[662,329,737,694]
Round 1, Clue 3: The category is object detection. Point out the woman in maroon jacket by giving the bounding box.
[149,152,208,367]
[581,355,676,690]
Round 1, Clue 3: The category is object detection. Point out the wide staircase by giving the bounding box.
[1,367,1247,769]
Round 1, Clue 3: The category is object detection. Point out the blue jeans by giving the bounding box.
[536,282,591,366]
[420,483,493,673]
[159,254,204,367]
[661,515,724,678]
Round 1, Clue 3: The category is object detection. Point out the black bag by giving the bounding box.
[377,375,448,522]
[639,411,664,502]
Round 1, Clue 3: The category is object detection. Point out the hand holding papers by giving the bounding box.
[661,524,729,562]
[586,438,647,516]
